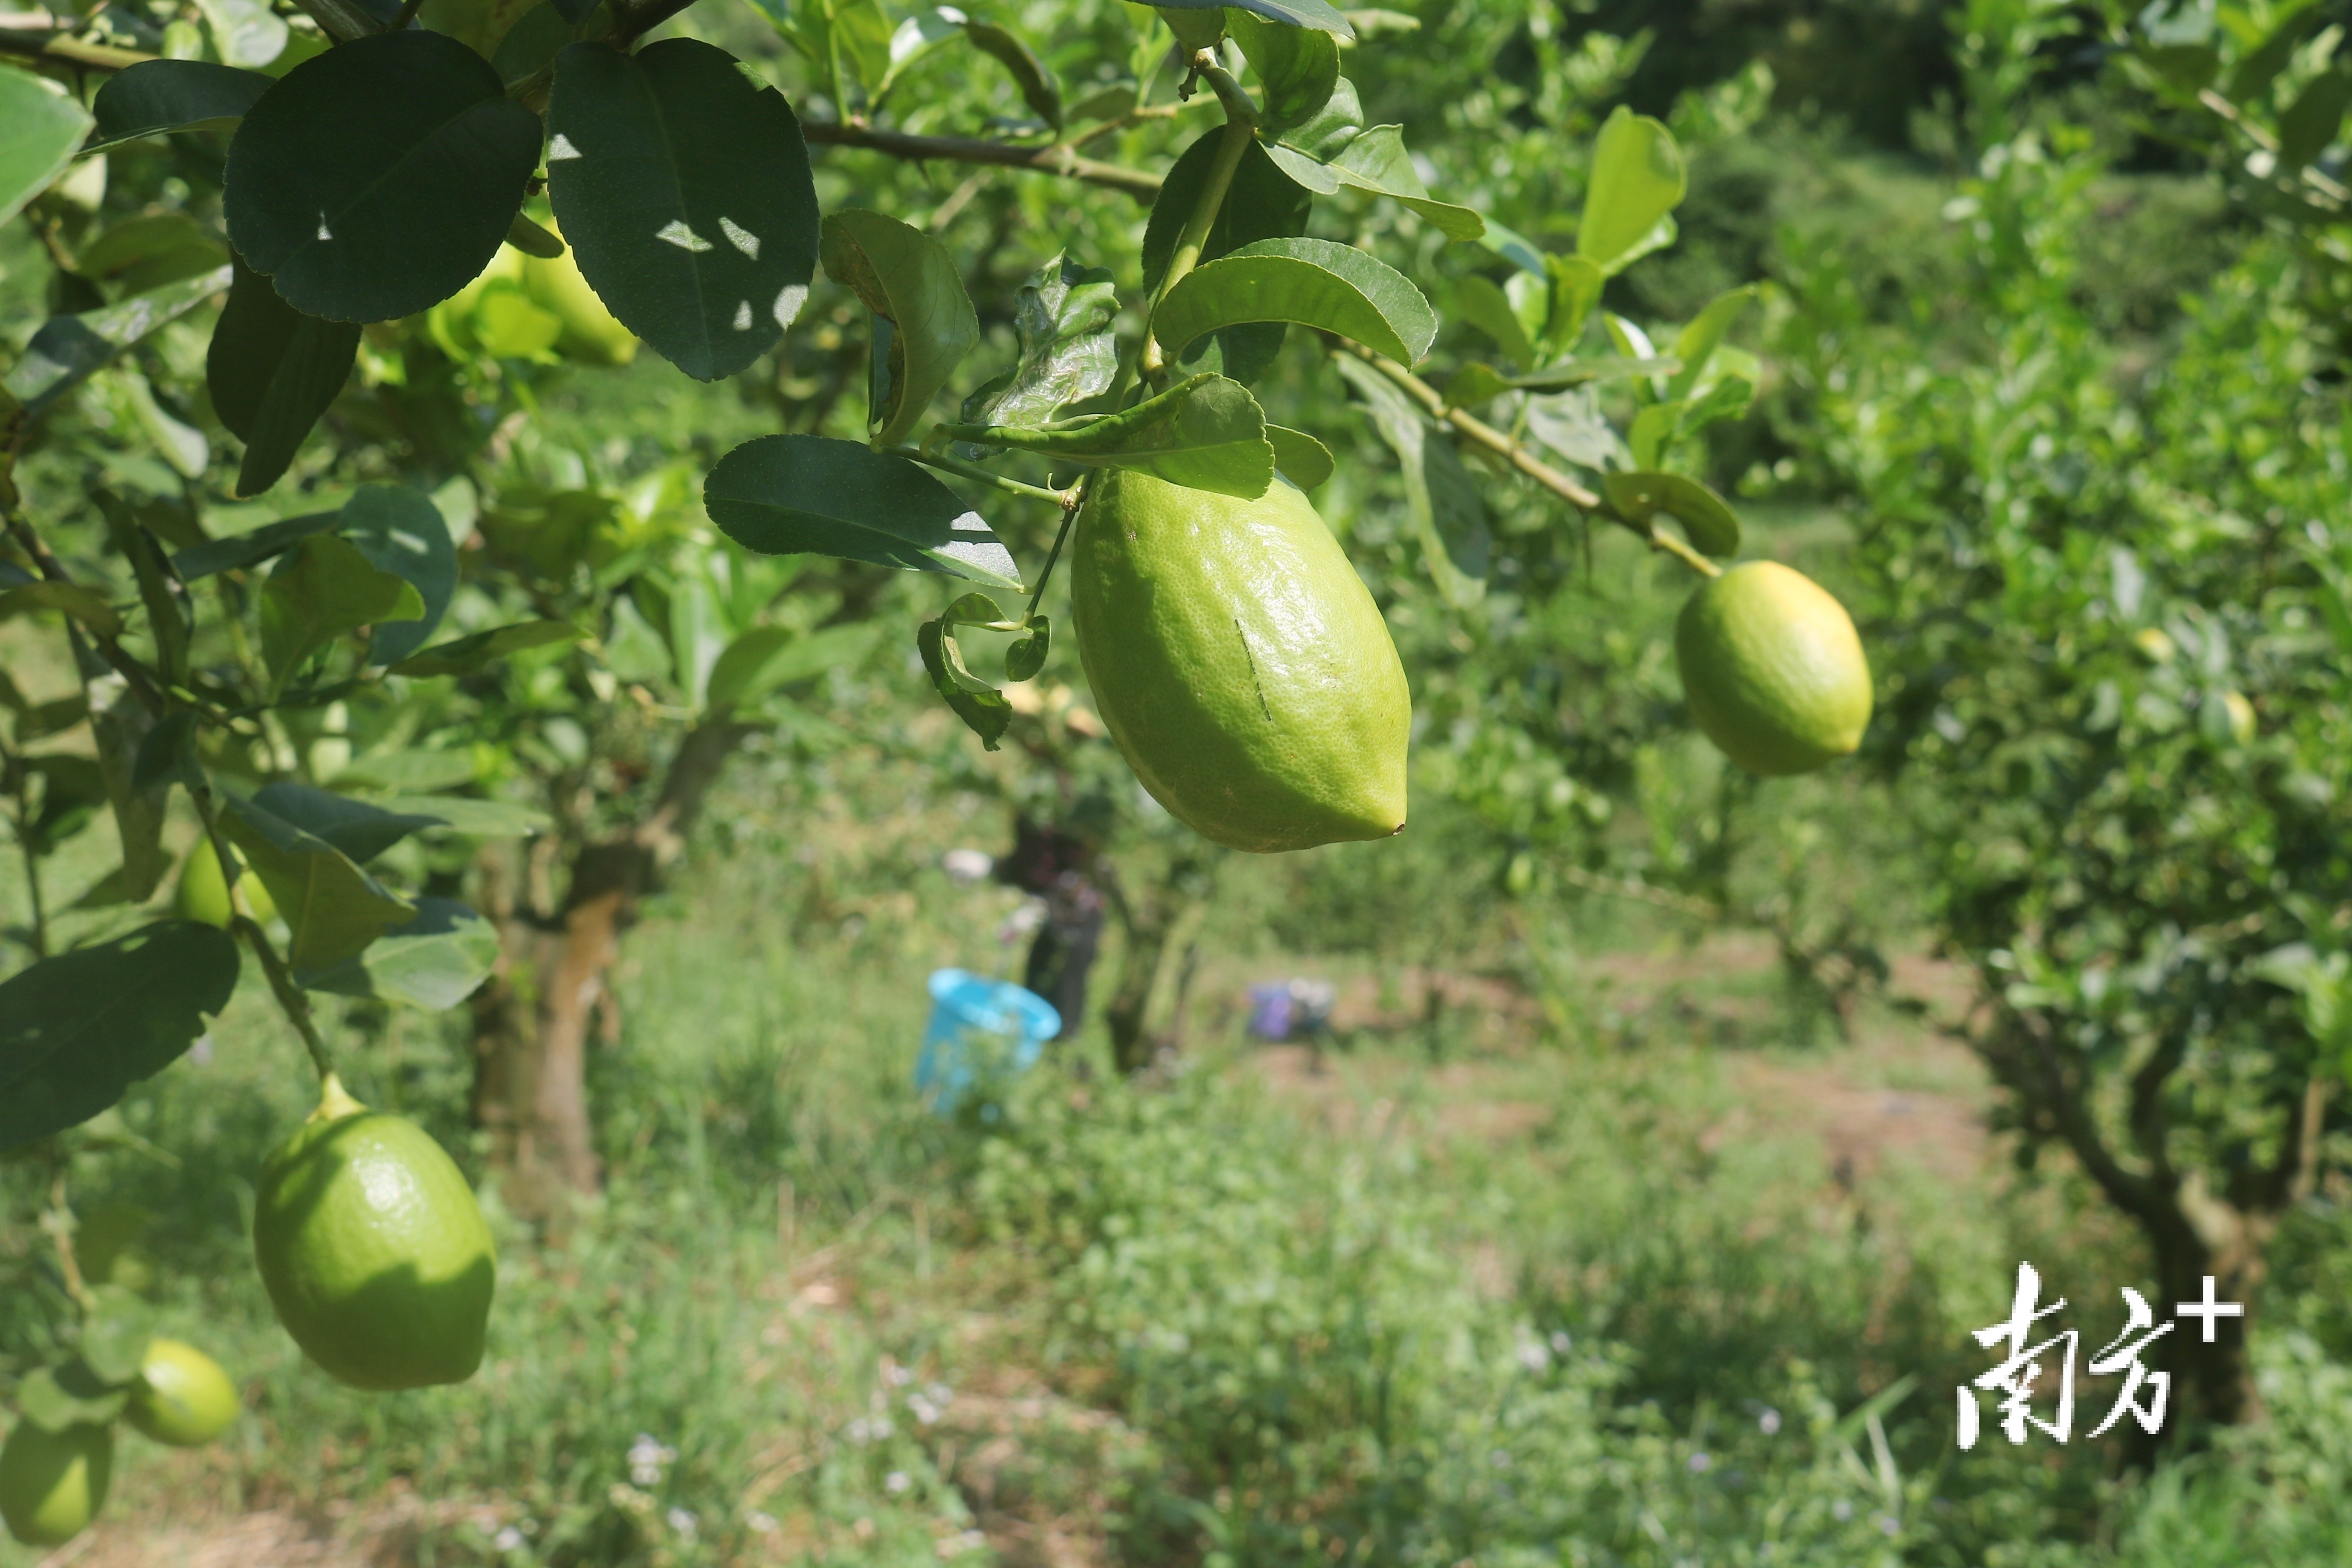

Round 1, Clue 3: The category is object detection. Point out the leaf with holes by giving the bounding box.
[89,60,272,151]
[706,435,1022,590]
[958,252,1118,439]
[0,68,90,229]
[222,794,416,971]
[1152,237,1435,367]
[1603,470,1740,557]
[258,533,424,697]
[207,257,360,497]
[821,209,980,447]
[548,37,821,380]
[0,921,239,1154]
[225,31,540,322]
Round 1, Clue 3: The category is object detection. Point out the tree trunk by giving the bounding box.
[1101,851,1213,1075]
[470,721,750,1223]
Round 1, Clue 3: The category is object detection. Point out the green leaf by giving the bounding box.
[1155,0,1354,39]
[958,252,1120,436]
[490,2,576,86]
[250,781,439,861]
[547,37,821,380]
[1296,125,1484,240]
[1444,363,1511,407]
[2229,6,2327,101]
[3,265,233,419]
[15,1364,132,1432]
[917,615,1011,750]
[78,214,230,295]
[206,257,360,497]
[961,16,1062,128]
[1628,400,1684,470]
[1476,216,1546,278]
[1265,424,1333,490]
[1142,135,1311,384]
[1511,353,1679,392]
[1577,107,1686,275]
[342,484,456,665]
[224,31,542,322]
[958,373,1273,499]
[296,896,498,1008]
[353,792,547,837]
[1274,71,1362,161]
[79,1284,158,1385]
[821,208,981,447]
[1667,285,1755,400]
[1333,355,1486,607]
[706,435,1023,590]
[1454,275,1535,367]
[196,0,288,69]
[221,794,416,970]
[0,921,239,1154]
[89,60,272,151]
[258,533,425,697]
[1228,9,1338,135]
[2280,69,2352,167]
[389,618,584,676]
[1004,614,1050,682]
[0,69,91,230]
[1539,253,1605,357]
[171,510,340,580]
[0,581,125,639]
[324,750,479,793]
[705,620,879,710]
[1603,470,1740,557]
[1152,236,1436,366]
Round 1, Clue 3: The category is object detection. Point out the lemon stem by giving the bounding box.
[311,1073,366,1121]
[1331,337,1726,580]
[188,780,338,1086]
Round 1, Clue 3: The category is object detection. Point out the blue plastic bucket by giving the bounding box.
[914,968,1061,1114]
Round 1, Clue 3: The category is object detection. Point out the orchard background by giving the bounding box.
[6,0,2352,1557]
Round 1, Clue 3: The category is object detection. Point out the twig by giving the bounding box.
[1552,861,1724,922]
[803,119,1164,198]
[0,26,149,69]
[1136,52,1255,380]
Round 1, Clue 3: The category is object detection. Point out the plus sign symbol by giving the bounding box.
[2175,1276,2245,1343]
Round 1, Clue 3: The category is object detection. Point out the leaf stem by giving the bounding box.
[893,446,1077,507]
[1137,52,1258,382]
[187,781,336,1085]
[1329,337,1723,580]
[1021,476,1090,625]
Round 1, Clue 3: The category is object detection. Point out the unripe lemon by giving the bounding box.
[522,225,638,367]
[1071,470,1411,851]
[126,1339,239,1447]
[252,1076,497,1391]
[0,1422,111,1547]
[1675,560,1871,776]
[175,842,276,927]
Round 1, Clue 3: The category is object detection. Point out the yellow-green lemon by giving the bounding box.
[126,1339,239,1447]
[0,1422,111,1547]
[175,842,275,928]
[522,224,638,367]
[1071,470,1411,852]
[252,1076,496,1392]
[1674,560,1872,776]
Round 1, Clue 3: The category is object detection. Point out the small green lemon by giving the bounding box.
[1675,560,1872,776]
[253,1076,497,1392]
[523,225,639,367]
[0,1422,111,1547]
[175,842,276,928]
[126,1339,239,1447]
[1071,470,1411,852]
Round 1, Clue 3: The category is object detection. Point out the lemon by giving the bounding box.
[175,841,276,927]
[522,225,638,367]
[126,1339,239,1447]
[1071,470,1411,852]
[0,1422,111,1547]
[252,1076,497,1391]
[1675,560,1872,776]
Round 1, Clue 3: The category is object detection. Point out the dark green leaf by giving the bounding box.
[547,37,821,380]
[705,435,1024,590]
[704,620,880,710]
[821,208,980,447]
[1603,470,1740,557]
[1228,9,1338,135]
[490,2,575,86]
[83,658,171,901]
[1152,236,1436,366]
[0,921,239,1154]
[0,581,125,639]
[131,711,200,791]
[1265,423,1333,490]
[505,211,565,259]
[24,756,107,852]
[958,252,1120,436]
[3,265,233,419]
[1453,275,1535,367]
[1577,107,1685,275]
[1445,363,1511,407]
[222,793,416,970]
[251,781,440,861]
[1142,135,1311,385]
[958,373,1273,499]
[1004,614,1050,682]
[76,214,230,295]
[341,484,456,665]
[92,489,189,684]
[1334,355,1486,606]
[963,17,1061,128]
[79,1284,158,1385]
[224,31,542,322]
[2280,69,2352,168]
[89,59,273,151]
[258,534,425,697]
[918,616,1011,750]
[15,1364,131,1432]
[206,256,360,497]
[389,618,584,677]
[0,68,91,229]
[171,509,339,580]
[296,896,498,1008]
[1152,0,1353,39]
[2229,7,2326,101]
